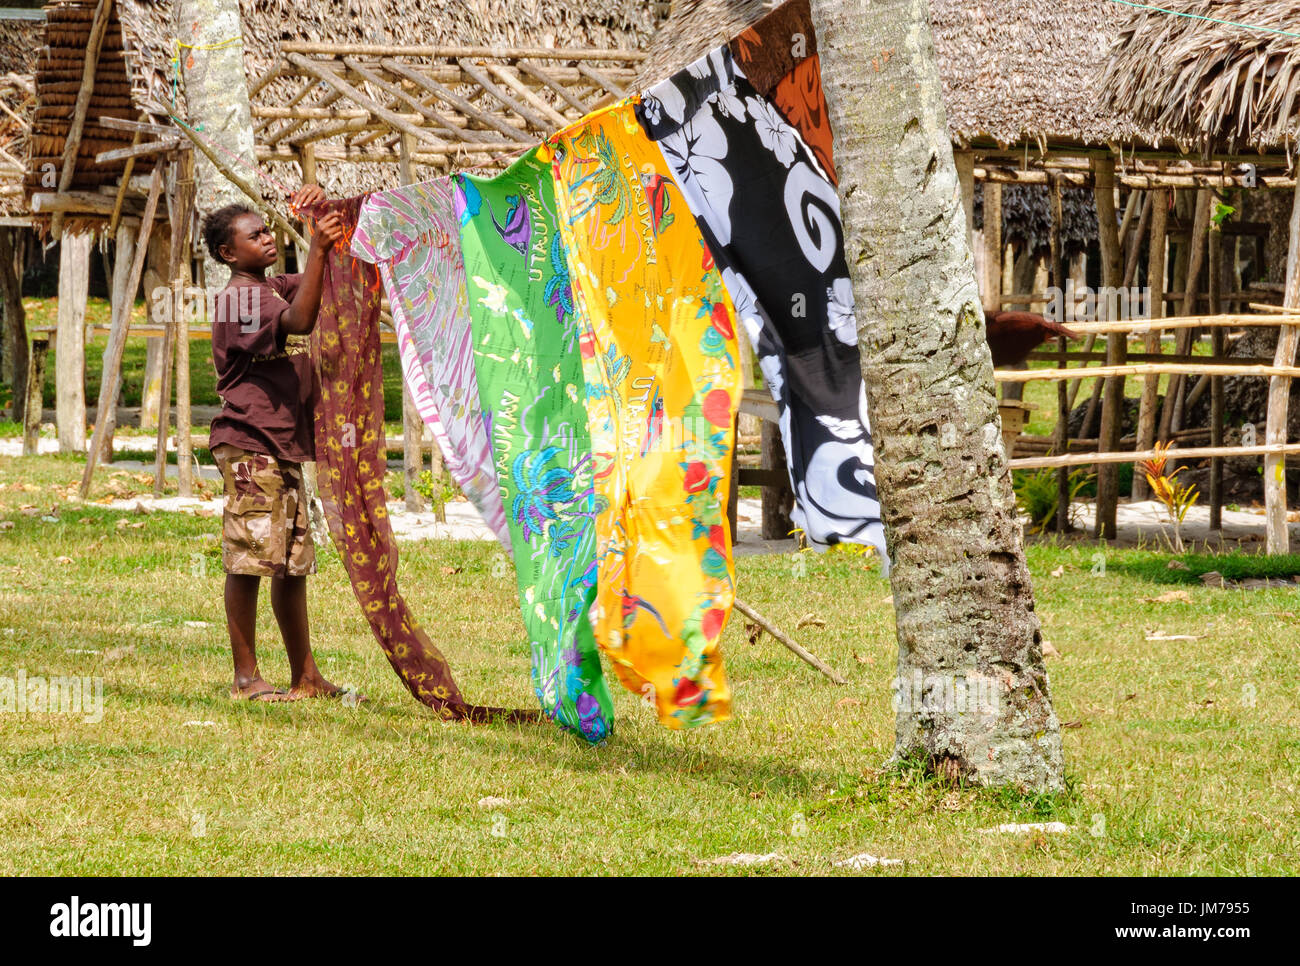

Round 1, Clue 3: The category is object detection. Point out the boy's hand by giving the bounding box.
[311,211,345,251]
[289,184,327,213]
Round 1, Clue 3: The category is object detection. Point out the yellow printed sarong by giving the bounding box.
[549,102,741,729]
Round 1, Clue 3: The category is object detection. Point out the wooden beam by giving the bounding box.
[51,0,114,240]
[485,64,571,128]
[1092,157,1125,540]
[1012,443,1300,471]
[516,60,591,113]
[379,59,535,143]
[79,166,162,499]
[285,53,449,151]
[93,139,181,165]
[455,58,552,131]
[169,117,309,251]
[278,43,644,60]
[341,57,487,144]
[1266,178,1300,554]
[997,363,1300,381]
[31,191,143,217]
[575,63,628,98]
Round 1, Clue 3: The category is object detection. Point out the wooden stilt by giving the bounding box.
[174,151,195,497]
[1265,178,1300,554]
[1049,176,1069,533]
[79,167,163,499]
[1133,186,1168,502]
[22,338,48,456]
[55,231,91,454]
[1208,223,1225,531]
[1092,157,1125,539]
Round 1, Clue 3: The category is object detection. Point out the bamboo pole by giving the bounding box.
[1133,185,1168,501]
[982,182,1002,314]
[1166,190,1212,438]
[732,598,845,685]
[1201,216,1223,529]
[1012,443,1300,470]
[279,43,645,60]
[1265,179,1300,554]
[173,150,195,498]
[170,117,309,251]
[1093,157,1125,539]
[975,165,1296,190]
[997,363,1300,382]
[1055,315,1300,334]
[1050,177,1069,532]
[379,59,535,144]
[341,57,485,145]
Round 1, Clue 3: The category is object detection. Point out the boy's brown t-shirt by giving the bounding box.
[208,273,317,464]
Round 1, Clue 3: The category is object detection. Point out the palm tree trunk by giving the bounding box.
[811,0,1064,791]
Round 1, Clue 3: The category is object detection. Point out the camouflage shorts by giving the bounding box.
[212,443,316,577]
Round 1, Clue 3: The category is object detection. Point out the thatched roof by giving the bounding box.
[23,0,667,223]
[1,13,42,218]
[1098,0,1300,154]
[640,0,1152,151]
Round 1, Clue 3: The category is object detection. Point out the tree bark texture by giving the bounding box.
[174,0,261,291]
[811,0,1064,791]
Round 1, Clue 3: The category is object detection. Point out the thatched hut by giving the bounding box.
[0,11,42,221]
[23,0,668,232]
[1099,0,1300,155]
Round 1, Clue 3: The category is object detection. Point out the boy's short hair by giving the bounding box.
[202,204,256,264]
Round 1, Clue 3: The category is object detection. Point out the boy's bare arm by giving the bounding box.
[280,186,345,336]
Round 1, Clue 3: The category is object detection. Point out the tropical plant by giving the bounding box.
[1139,442,1199,553]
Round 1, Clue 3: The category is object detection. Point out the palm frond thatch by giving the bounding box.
[1098,0,1300,153]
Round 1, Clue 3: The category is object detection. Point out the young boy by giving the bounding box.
[202,186,344,701]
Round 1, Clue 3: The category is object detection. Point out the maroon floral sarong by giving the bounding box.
[309,196,535,724]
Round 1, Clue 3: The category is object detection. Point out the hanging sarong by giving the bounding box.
[310,196,534,723]
[351,179,509,547]
[637,43,888,563]
[550,101,739,729]
[456,151,614,743]
[728,0,835,185]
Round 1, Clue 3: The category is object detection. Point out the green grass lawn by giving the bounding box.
[5,296,408,426]
[0,453,1296,875]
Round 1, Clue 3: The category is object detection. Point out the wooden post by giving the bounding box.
[296,142,316,268]
[1133,186,1168,502]
[174,151,196,497]
[79,171,157,500]
[1167,189,1212,438]
[1160,190,1210,442]
[1208,221,1224,531]
[1050,177,1069,533]
[982,182,1002,314]
[141,228,169,431]
[56,231,92,454]
[1092,157,1125,539]
[99,219,139,462]
[0,227,27,422]
[22,338,48,456]
[954,150,975,247]
[1265,178,1300,554]
[760,419,794,541]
